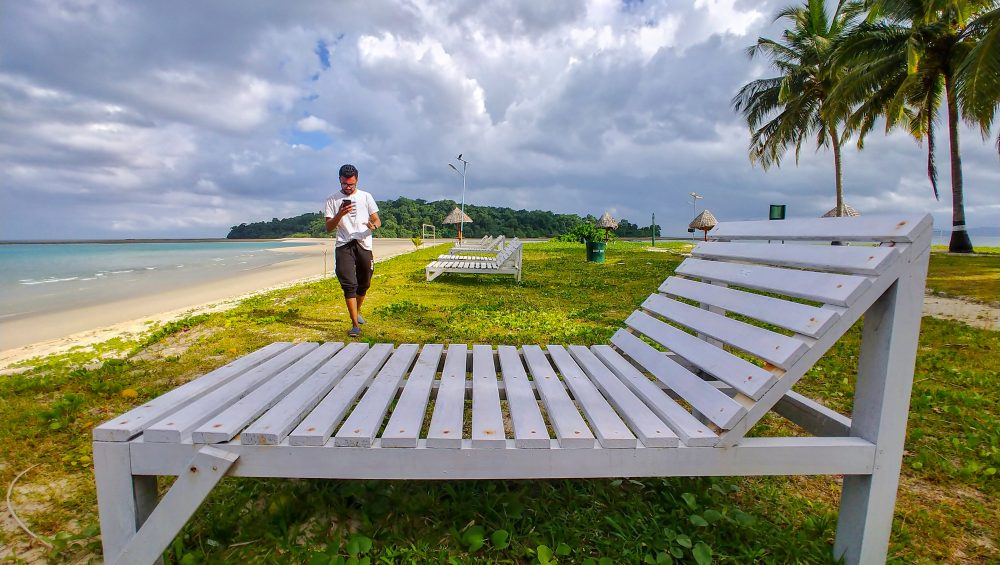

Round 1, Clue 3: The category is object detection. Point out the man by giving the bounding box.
[325,164,381,337]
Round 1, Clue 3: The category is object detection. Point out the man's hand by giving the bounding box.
[365,220,378,230]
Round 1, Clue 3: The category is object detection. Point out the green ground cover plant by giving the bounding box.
[0,241,997,563]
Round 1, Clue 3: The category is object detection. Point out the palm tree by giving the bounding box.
[957,6,1000,148]
[732,0,861,216]
[834,0,999,253]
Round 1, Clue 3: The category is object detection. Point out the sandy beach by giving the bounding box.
[0,238,428,367]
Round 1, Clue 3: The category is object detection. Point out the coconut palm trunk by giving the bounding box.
[830,124,845,214]
[946,73,974,252]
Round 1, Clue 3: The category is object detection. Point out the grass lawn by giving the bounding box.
[1,241,997,563]
[927,246,1000,304]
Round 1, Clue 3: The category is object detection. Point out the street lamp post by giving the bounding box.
[448,154,469,241]
[689,192,703,242]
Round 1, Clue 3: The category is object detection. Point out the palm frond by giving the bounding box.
[956,7,1000,133]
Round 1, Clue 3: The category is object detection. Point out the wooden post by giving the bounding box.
[833,237,930,565]
[94,442,159,564]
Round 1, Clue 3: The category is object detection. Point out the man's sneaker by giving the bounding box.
[348,326,361,337]
[356,315,366,325]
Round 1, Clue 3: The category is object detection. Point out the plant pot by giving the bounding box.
[585,240,606,263]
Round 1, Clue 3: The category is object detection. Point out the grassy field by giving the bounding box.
[1,241,997,563]
[927,246,1000,304]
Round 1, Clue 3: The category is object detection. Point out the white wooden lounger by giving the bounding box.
[426,238,522,281]
[449,234,504,254]
[94,214,931,565]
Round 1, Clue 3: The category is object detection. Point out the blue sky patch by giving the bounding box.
[315,40,331,69]
[287,129,331,149]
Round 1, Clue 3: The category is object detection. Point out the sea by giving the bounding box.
[0,240,312,322]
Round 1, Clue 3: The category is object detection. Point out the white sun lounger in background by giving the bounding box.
[426,238,522,282]
[449,234,504,253]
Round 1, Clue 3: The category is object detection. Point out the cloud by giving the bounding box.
[296,115,334,133]
[0,0,996,240]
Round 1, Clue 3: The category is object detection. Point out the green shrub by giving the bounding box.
[556,222,616,243]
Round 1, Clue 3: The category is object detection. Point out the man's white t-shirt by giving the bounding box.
[324,189,379,251]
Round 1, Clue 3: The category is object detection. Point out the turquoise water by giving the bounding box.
[932,235,1000,247]
[0,241,311,320]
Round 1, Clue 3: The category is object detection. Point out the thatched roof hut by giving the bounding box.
[596,212,619,230]
[689,210,718,241]
[822,204,860,218]
[442,207,473,224]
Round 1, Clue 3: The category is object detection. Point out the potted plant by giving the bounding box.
[563,221,613,263]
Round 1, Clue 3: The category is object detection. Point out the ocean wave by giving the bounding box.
[19,276,80,286]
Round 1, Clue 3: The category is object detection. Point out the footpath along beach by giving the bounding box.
[0,238,425,367]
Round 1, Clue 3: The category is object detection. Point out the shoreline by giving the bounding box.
[0,238,428,368]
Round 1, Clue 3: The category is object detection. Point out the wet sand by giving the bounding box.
[0,238,427,366]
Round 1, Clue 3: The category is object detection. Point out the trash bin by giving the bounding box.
[586,240,606,263]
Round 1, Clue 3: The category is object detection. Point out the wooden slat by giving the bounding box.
[547,345,638,449]
[287,344,394,446]
[567,345,679,447]
[692,241,899,275]
[192,343,344,444]
[708,213,931,242]
[627,310,777,400]
[381,344,445,448]
[497,346,550,448]
[611,330,746,429]
[521,345,595,449]
[676,258,871,307]
[426,344,468,448]
[471,345,506,448]
[334,344,420,447]
[642,294,809,369]
[547,346,636,448]
[142,343,319,443]
[591,343,718,446]
[93,342,292,442]
[241,343,369,445]
[659,277,839,338]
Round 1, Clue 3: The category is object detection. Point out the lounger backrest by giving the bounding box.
[612,214,932,447]
[495,239,521,264]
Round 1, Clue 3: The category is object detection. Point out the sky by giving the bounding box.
[1,0,997,240]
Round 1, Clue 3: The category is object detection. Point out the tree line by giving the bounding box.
[732,0,999,253]
[227,197,662,239]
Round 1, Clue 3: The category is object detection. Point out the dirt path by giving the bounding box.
[924,294,1000,331]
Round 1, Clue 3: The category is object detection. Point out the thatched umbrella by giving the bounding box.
[596,211,618,241]
[689,209,718,241]
[822,204,860,218]
[442,207,473,242]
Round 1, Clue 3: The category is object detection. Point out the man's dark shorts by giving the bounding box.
[335,240,374,298]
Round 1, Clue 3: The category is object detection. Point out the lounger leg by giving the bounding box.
[834,245,929,565]
[109,446,240,565]
[94,442,159,563]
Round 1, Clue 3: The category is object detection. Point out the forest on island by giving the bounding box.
[227,197,661,240]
